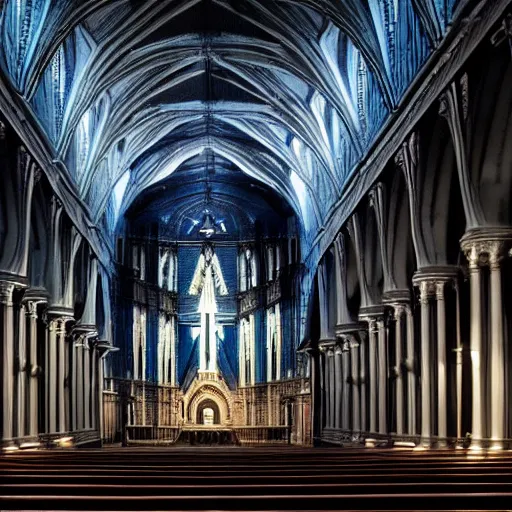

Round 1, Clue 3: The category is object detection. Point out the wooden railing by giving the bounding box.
[234,426,291,445]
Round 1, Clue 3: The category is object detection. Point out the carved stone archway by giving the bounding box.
[185,381,232,426]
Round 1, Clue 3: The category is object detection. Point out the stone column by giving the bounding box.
[367,319,378,434]
[350,336,361,434]
[359,331,367,433]
[461,230,512,449]
[392,305,405,436]
[84,341,91,429]
[76,336,84,430]
[57,317,73,433]
[1,282,15,444]
[341,343,350,431]
[377,319,387,435]
[489,242,505,449]
[405,306,416,436]
[436,282,448,445]
[318,347,325,430]
[461,241,484,448]
[26,300,42,439]
[17,301,27,439]
[328,347,335,429]
[418,280,433,446]
[91,342,97,431]
[47,317,58,434]
[334,346,342,429]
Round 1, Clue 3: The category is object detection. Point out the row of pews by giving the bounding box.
[1,445,512,510]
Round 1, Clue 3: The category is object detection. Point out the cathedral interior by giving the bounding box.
[1,0,512,509]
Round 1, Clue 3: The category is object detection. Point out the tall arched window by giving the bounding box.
[266,304,282,382]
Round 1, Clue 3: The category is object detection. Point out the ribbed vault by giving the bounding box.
[0,0,465,254]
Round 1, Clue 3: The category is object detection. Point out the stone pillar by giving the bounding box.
[461,230,512,449]
[413,268,458,446]
[436,282,448,445]
[1,282,15,444]
[361,309,387,435]
[328,347,336,428]
[367,319,378,434]
[91,342,97,431]
[461,241,484,448]
[341,344,350,431]
[349,336,361,434]
[76,336,84,430]
[376,318,387,435]
[392,304,405,436]
[17,301,27,439]
[359,331,367,433]
[47,317,58,434]
[84,341,91,429]
[25,300,41,439]
[489,242,505,449]
[57,319,67,433]
[318,347,325,430]
[405,306,416,436]
[418,280,432,446]
[334,346,342,429]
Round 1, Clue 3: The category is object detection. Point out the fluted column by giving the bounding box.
[1,282,15,444]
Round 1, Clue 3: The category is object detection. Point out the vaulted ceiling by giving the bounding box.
[0,0,464,252]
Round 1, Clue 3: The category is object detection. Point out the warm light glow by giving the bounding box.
[394,441,416,448]
[20,441,41,449]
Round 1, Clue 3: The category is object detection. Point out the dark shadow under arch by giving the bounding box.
[196,399,221,425]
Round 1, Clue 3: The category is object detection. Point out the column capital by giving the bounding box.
[335,322,366,338]
[412,267,459,301]
[460,228,512,268]
[25,300,39,319]
[0,281,15,305]
[358,305,386,323]
[382,289,410,305]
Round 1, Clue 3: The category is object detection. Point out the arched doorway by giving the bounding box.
[196,399,221,425]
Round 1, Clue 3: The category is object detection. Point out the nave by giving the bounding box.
[1,446,512,510]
